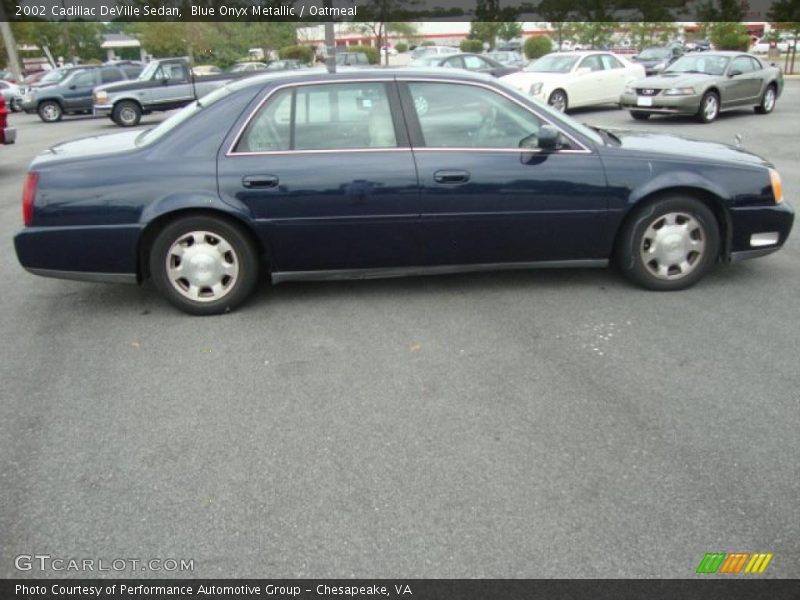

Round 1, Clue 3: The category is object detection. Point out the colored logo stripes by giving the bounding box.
[696,552,773,574]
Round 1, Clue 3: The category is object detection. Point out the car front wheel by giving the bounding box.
[754,84,776,114]
[696,91,719,123]
[616,196,720,291]
[37,100,62,123]
[548,89,568,112]
[630,111,650,120]
[112,101,142,127]
[149,216,260,315]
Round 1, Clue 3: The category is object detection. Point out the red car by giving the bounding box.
[0,95,17,145]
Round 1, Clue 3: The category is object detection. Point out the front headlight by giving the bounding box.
[94,91,108,103]
[529,82,543,96]
[770,168,783,204]
[663,87,695,96]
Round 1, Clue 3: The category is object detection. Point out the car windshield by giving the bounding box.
[40,69,69,83]
[410,56,442,66]
[638,47,670,59]
[136,84,234,147]
[137,61,160,81]
[525,55,578,73]
[665,55,729,75]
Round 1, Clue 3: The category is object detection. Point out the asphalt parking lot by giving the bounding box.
[1,81,798,579]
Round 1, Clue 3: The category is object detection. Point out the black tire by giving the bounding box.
[548,89,568,112]
[37,100,62,123]
[10,98,22,112]
[695,91,719,123]
[149,216,260,315]
[754,84,777,114]
[630,111,651,121]
[615,195,720,291]
[112,100,142,127]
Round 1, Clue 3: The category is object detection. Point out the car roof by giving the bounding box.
[229,67,496,92]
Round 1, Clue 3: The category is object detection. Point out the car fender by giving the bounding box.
[139,191,254,226]
[627,169,731,209]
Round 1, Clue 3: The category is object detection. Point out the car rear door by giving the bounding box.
[217,79,423,274]
[399,79,609,267]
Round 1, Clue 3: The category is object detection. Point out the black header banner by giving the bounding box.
[1,0,795,22]
[3,579,800,600]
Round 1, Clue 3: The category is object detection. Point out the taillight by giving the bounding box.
[22,172,39,226]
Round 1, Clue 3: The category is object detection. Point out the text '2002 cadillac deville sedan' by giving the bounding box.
[14,69,794,315]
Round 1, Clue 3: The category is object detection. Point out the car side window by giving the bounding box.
[445,56,465,69]
[463,55,487,70]
[236,82,397,153]
[600,54,623,69]
[731,57,754,74]
[71,70,96,88]
[100,68,124,84]
[748,57,763,71]
[408,82,547,149]
[122,66,142,79]
[579,55,605,71]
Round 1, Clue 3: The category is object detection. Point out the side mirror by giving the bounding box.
[533,124,561,150]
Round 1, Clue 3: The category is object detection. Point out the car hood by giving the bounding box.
[32,130,142,166]
[501,71,574,89]
[606,129,772,168]
[631,72,718,88]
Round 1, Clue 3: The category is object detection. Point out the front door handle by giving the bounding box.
[433,170,470,184]
[242,175,279,189]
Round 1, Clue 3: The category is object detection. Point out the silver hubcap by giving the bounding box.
[640,212,706,280]
[166,231,239,302]
[41,104,58,120]
[764,88,775,111]
[703,95,718,120]
[120,107,136,124]
[550,92,566,112]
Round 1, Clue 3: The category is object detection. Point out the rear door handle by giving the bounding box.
[242,175,279,189]
[433,170,470,184]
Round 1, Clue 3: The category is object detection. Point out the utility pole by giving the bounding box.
[0,5,23,80]
[324,23,336,73]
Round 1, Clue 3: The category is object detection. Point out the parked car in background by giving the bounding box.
[230,61,268,73]
[409,45,458,60]
[93,57,250,127]
[192,64,223,76]
[265,60,306,71]
[411,52,519,77]
[631,45,684,75]
[501,51,645,111]
[13,69,793,314]
[0,80,23,112]
[686,39,711,52]
[620,52,783,123]
[751,37,790,54]
[496,41,523,52]
[0,95,16,145]
[486,51,527,68]
[21,64,143,123]
[0,70,17,83]
[335,52,371,67]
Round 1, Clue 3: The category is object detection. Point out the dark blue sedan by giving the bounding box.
[14,69,794,315]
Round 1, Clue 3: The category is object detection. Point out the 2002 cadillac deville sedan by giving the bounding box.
[14,70,794,315]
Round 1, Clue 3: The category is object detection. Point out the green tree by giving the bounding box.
[627,22,678,50]
[460,39,485,53]
[563,22,616,49]
[524,35,554,59]
[536,0,578,50]
[708,22,751,50]
[698,0,749,22]
[497,22,523,42]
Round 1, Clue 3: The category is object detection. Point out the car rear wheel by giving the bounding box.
[548,89,568,112]
[10,98,22,112]
[754,84,776,114]
[630,111,650,120]
[696,91,719,123]
[149,216,260,315]
[112,100,142,127]
[37,100,62,123]
[616,196,720,291]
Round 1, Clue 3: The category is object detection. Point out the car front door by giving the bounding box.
[400,80,609,267]
[217,80,422,274]
[150,62,193,107]
[725,56,761,106]
[62,69,97,110]
[571,55,608,106]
